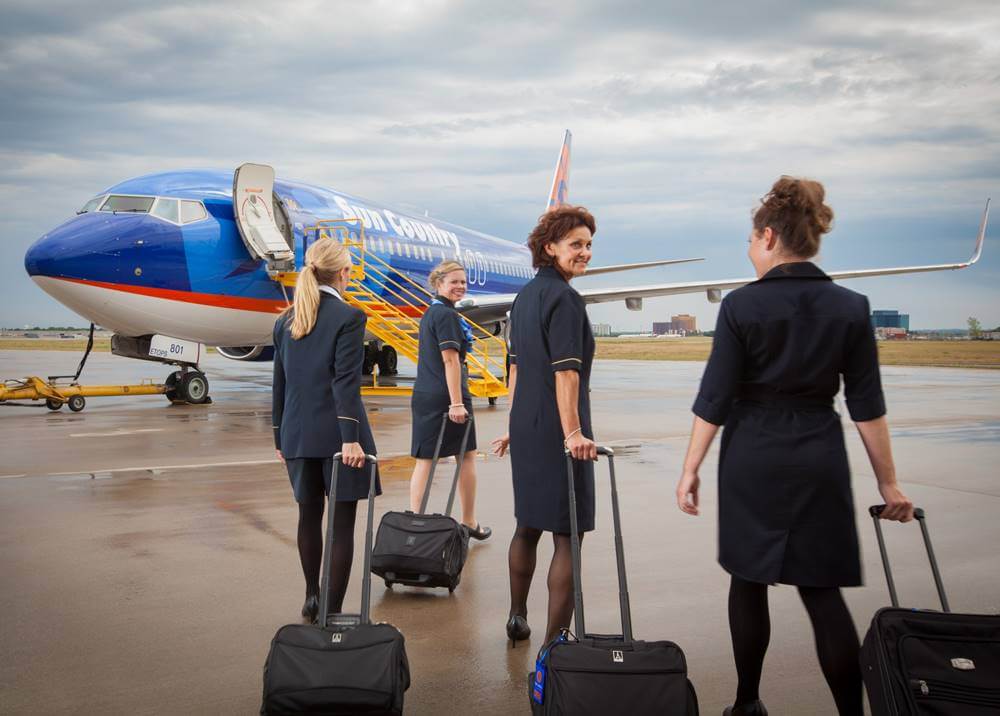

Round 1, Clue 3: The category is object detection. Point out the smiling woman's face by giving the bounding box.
[545,225,593,280]
[436,269,467,302]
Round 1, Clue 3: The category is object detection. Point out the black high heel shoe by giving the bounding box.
[723,700,768,716]
[301,594,319,622]
[506,614,531,648]
[467,523,492,541]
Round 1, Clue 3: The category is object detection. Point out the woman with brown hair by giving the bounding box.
[492,205,598,647]
[272,238,380,623]
[675,177,914,716]
[408,260,490,540]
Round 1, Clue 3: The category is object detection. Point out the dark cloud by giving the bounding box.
[1,0,998,328]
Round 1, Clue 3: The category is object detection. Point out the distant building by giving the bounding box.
[591,323,612,337]
[875,327,908,340]
[671,314,696,333]
[871,309,909,332]
[652,314,697,336]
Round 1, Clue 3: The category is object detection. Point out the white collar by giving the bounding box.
[318,285,341,300]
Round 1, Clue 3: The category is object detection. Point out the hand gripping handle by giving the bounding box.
[319,454,379,627]
[869,505,950,612]
[566,447,633,643]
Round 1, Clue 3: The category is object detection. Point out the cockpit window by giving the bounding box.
[100,195,155,213]
[78,195,105,214]
[180,200,208,224]
[151,198,180,224]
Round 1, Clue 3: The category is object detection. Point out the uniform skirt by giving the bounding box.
[410,390,477,458]
[718,402,862,587]
[285,457,382,504]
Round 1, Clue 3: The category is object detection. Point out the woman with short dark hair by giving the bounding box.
[493,205,598,647]
[675,177,914,716]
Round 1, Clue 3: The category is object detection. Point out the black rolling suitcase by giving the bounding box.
[529,447,698,715]
[861,505,1000,715]
[370,415,471,592]
[261,455,411,715]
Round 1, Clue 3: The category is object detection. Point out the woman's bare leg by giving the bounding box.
[409,458,433,512]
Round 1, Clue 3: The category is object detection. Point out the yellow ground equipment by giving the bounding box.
[0,375,167,412]
[274,220,509,401]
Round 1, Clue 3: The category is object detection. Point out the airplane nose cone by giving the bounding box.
[24,234,49,277]
[23,213,124,281]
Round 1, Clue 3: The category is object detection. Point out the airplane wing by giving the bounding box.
[459,200,989,323]
[583,257,703,276]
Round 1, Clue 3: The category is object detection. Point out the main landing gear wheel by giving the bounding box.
[46,398,62,411]
[377,345,398,376]
[67,395,86,412]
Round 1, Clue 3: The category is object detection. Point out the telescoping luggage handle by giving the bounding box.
[869,505,950,612]
[566,447,634,644]
[318,454,379,629]
[417,412,474,518]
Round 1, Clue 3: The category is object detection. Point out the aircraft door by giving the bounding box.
[233,163,294,272]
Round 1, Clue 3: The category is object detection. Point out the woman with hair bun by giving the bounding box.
[407,260,491,541]
[675,177,913,716]
[272,237,380,623]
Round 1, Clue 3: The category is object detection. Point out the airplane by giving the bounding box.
[23,131,990,405]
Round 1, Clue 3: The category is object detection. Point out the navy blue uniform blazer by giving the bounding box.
[692,261,884,587]
[272,293,375,458]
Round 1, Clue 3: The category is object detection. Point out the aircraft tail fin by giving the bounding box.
[546,130,572,212]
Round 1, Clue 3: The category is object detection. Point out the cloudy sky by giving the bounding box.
[2,0,998,331]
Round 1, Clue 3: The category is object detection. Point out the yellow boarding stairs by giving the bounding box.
[274,221,508,401]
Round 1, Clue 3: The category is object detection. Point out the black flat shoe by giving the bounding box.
[301,594,319,622]
[723,700,768,716]
[467,523,492,541]
[506,614,531,647]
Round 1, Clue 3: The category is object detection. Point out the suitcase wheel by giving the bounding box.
[448,585,455,593]
[384,580,393,589]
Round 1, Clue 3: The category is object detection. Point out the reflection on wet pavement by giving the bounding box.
[1,351,998,714]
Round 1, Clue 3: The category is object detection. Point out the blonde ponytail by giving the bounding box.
[283,238,352,339]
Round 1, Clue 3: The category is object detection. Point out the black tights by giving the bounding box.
[728,576,862,716]
[508,525,584,643]
[297,500,357,614]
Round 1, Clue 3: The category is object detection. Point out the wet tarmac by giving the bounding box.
[1,350,998,714]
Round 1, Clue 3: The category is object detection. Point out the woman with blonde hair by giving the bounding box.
[272,237,381,623]
[407,260,491,540]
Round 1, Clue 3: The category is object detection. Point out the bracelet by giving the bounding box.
[563,427,583,444]
[449,403,466,409]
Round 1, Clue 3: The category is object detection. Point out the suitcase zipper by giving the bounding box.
[910,678,1000,708]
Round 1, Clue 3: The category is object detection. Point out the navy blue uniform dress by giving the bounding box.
[410,296,478,458]
[272,287,381,503]
[693,262,886,587]
[508,265,596,534]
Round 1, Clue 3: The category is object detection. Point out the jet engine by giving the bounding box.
[216,345,275,362]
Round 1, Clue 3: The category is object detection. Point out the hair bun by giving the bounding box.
[753,176,833,258]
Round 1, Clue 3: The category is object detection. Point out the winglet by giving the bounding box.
[546,130,572,212]
[968,198,990,266]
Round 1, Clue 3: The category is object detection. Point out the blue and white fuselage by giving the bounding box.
[25,169,533,348]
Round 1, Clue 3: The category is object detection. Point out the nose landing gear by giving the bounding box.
[164,369,211,405]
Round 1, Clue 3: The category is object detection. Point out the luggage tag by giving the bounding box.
[531,631,568,705]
